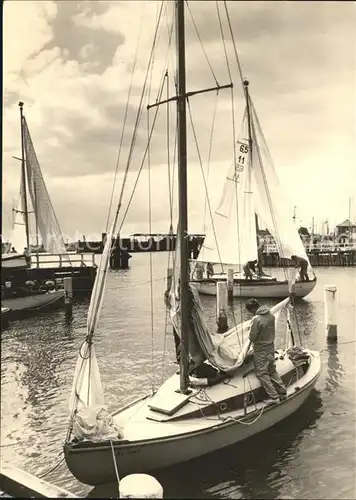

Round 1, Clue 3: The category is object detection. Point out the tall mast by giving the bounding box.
[19,101,30,250]
[244,81,260,266]
[176,0,190,393]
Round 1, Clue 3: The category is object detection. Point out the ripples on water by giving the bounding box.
[1,254,355,499]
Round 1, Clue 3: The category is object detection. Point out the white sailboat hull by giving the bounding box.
[191,278,317,298]
[64,350,321,485]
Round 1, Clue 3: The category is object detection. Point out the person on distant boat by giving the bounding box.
[245,298,287,404]
[10,246,16,253]
[243,259,257,279]
[206,262,214,279]
[23,247,32,268]
[291,254,309,281]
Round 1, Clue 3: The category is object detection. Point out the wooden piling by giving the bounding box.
[216,281,228,333]
[63,276,73,317]
[324,285,338,342]
[227,268,234,304]
[0,461,78,498]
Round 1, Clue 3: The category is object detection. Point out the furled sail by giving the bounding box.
[249,100,312,268]
[69,217,118,415]
[22,117,67,255]
[169,233,289,372]
[195,113,258,272]
[170,229,289,371]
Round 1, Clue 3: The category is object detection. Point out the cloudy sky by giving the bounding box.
[3,0,355,242]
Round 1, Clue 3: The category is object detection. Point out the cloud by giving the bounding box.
[2,0,355,242]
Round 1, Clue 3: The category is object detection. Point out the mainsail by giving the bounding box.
[22,117,67,254]
[195,113,258,271]
[249,99,312,267]
[194,97,313,275]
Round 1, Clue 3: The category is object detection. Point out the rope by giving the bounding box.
[320,339,356,352]
[110,440,120,485]
[38,454,65,478]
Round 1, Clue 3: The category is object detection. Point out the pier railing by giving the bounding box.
[264,242,356,254]
[30,252,97,269]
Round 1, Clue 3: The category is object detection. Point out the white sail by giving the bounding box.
[69,215,118,414]
[250,101,311,266]
[196,114,258,271]
[23,117,68,255]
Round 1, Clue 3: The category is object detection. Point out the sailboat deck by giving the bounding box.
[110,352,320,442]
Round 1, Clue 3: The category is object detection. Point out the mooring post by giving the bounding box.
[216,281,228,333]
[118,473,163,499]
[324,285,338,342]
[227,268,234,304]
[63,276,73,317]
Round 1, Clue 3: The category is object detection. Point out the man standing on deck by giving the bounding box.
[245,298,287,404]
[291,254,309,281]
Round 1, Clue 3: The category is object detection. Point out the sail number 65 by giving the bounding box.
[239,144,249,154]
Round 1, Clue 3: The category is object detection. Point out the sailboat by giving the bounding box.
[189,84,317,299]
[63,0,321,486]
[4,102,69,260]
[2,102,65,312]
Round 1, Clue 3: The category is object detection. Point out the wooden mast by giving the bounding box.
[243,80,261,272]
[176,0,190,394]
[19,101,30,251]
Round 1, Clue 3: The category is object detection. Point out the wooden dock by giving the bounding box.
[1,253,97,297]
[0,462,78,498]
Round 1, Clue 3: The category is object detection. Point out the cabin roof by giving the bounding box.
[336,219,356,227]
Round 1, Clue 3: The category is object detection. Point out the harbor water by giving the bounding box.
[1,253,355,499]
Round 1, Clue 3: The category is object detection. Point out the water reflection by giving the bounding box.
[324,343,344,395]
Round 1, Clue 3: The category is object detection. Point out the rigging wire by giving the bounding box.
[116,79,166,236]
[222,1,245,92]
[104,3,145,233]
[146,47,157,393]
[186,97,224,270]
[202,90,219,242]
[185,1,219,86]
[162,70,174,385]
[112,0,166,237]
